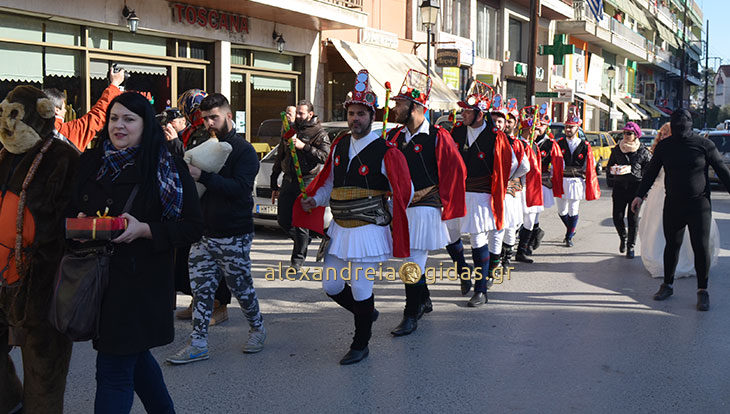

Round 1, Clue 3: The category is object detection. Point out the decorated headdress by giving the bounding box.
[392,69,431,107]
[537,102,551,126]
[490,94,507,117]
[565,104,582,126]
[519,105,537,130]
[178,89,208,124]
[343,69,378,111]
[506,98,519,120]
[458,80,494,113]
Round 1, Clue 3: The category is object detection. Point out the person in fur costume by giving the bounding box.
[0,86,79,414]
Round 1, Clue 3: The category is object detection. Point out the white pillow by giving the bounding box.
[183,138,233,197]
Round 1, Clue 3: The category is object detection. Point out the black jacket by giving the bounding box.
[638,109,730,200]
[198,127,260,237]
[67,147,203,355]
[606,144,652,187]
[270,116,330,190]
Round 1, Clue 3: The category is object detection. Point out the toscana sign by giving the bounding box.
[170,2,249,34]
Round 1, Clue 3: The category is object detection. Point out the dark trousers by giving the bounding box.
[0,317,72,414]
[277,176,313,266]
[663,196,712,289]
[174,244,231,305]
[612,181,640,247]
[95,350,175,414]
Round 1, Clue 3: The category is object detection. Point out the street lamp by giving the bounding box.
[607,65,616,129]
[420,0,439,76]
[122,5,139,34]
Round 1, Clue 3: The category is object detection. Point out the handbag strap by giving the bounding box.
[122,184,140,213]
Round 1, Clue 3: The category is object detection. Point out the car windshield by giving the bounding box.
[709,134,730,153]
[584,133,601,147]
[258,120,282,138]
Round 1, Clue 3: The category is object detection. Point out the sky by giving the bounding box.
[699,0,730,70]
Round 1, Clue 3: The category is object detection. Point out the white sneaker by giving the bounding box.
[166,344,210,365]
[242,326,266,353]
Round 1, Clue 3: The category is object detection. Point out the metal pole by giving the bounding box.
[704,19,709,128]
[426,26,431,76]
[609,78,613,130]
[527,0,539,106]
[679,0,688,108]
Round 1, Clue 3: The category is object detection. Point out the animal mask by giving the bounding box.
[0,86,56,154]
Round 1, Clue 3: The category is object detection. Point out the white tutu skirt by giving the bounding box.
[461,192,498,234]
[638,169,720,278]
[542,185,555,209]
[561,177,586,200]
[504,192,524,229]
[407,206,450,250]
[521,188,545,214]
[326,221,392,263]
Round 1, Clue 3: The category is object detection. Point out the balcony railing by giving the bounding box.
[572,1,610,30]
[656,47,672,64]
[610,18,646,48]
[321,0,363,9]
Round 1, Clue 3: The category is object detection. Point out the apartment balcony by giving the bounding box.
[558,1,648,62]
[656,4,675,31]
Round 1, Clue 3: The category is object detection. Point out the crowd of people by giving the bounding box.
[1,64,729,413]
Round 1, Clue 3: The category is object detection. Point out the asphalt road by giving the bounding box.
[12,179,730,413]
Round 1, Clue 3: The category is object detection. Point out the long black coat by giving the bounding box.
[66,147,203,355]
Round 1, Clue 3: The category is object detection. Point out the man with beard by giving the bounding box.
[499,99,530,270]
[446,89,514,307]
[271,100,330,271]
[514,105,547,263]
[632,109,730,311]
[294,70,411,364]
[527,114,557,255]
[551,105,600,247]
[386,69,466,336]
[168,93,265,365]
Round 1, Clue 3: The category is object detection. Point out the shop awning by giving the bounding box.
[637,102,662,118]
[655,23,679,49]
[627,102,649,120]
[0,43,42,83]
[90,61,168,79]
[606,0,651,28]
[575,92,610,112]
[330,38,459,111]
[603,93,642,120]
[646,102,670,117]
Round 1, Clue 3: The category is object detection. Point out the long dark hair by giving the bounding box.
[97,92,166,194]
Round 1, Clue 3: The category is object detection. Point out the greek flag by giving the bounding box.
[586,0,603,21]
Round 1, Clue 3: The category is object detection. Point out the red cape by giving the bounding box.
[550,139,600,200]
[491,131,513,231]
[291,134,412,258]
[434,127,467,220]
[522,141,544,207]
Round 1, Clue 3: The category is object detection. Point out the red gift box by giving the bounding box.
[65,216,128,240]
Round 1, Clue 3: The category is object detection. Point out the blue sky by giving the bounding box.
[699,0,730,70]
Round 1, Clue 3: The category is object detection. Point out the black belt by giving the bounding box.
[465,176,491,193]
[563,166,585,178]
[330,196,392,226]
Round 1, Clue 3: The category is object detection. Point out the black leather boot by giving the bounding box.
[422,279,433,316]
[515,227,534,263]
[530,226,545,251]
[391,284,421,336]
[341,295,375,365]
[501,244,514,270]
[327,284,354,313]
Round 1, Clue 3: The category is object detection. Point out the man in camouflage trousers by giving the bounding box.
[167,93,265,365]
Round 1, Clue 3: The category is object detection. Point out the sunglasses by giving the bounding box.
[623,131,634,135]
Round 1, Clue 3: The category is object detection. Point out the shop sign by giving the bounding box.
[435,49,460,67]
[439,32,474,66]
[359,28,398,50]
[475,74,496,85]
[442,67,460,90]
[171,3,249,34]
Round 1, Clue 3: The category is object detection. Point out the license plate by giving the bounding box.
[256,204,277,215]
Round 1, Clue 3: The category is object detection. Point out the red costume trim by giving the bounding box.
[491,131,512,230]
[523,143,544,207]
[434,126,467,220]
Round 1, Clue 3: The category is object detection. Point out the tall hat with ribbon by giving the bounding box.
[458,80,494,113]
[506,98,519,120]
[344,69,378,111]
[565,103,582,126]
[392,69,432,107]
[490,94,508,117]
[537,102,551,126]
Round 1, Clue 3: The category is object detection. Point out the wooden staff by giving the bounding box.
[280,111,307,199]
[381,81,392,139]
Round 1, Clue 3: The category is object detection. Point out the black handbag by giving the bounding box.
[48,185,139,341]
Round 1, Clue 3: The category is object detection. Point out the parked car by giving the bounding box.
[255,118,284,147]
[434,114,463,131]
[549,122,586,141]
[639,134,655,148]
[252,121,394,229]
[583,131,617,175]
[705,130,730,183]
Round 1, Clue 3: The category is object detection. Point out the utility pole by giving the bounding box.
[527,0,539,106]
[704,19,709,128]
[679,0,688,108]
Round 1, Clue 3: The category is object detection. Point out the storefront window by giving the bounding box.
[230,74,247,136]
[477,2,497,60]
[250,76,295,145]
[178,67,205,99]
[506,80,527,108]
[90,60,171,114]
[509,18,524,63]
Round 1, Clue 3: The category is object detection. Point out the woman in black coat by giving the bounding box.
[66,92,203,413]
[606,122,651,258]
